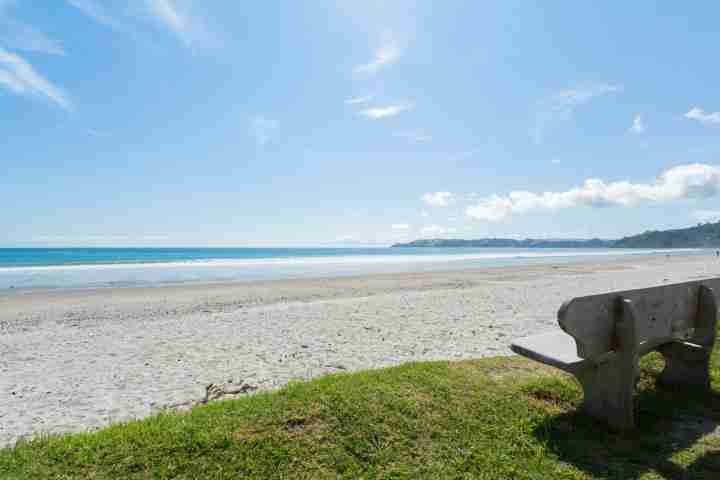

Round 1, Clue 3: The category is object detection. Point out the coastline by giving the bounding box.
[0,247,703,291]
[1,248,699,268]
[2,252,719,447]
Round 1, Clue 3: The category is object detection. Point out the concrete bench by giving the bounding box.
[511,279,718,431]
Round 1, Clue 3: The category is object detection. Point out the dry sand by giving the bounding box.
[1,253,719,447]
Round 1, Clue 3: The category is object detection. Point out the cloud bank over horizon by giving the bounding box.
[465,163,720,222]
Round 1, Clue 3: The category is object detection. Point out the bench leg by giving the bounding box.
[659,284,716,390]
[573,297,639,431]
[658,342,711,390]
[575,354,637,431]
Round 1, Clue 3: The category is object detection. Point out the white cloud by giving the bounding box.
[391,223,410,230]
[359,102,413,119]
[630,113,644,133]
[531,83,622,143]
[249,115,278,146]
[422,191,453,207]
[354,29,403,74]
[685,107,720,125]
[466,196,514,222]
[692,210,720,223]
[0,47,72,109]
[345,94,374,105]
[419,225,456,237]
[66,0,118,28]
[393,131,431,142]
[466,163,720,222]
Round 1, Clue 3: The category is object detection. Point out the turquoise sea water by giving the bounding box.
[0,247,446,267]
[0,247,704,291]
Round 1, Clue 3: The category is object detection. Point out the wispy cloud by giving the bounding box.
[66,1,170,52]
[0,20,65,55]
[0,47,73,110]
[0,3,65,55]
[630,113,644,133]
[147,0,186,34]
[345,94,374,105]
[354,29,403,74]
[249,115,278,146]
[531,83,622,144]
[66,0,118,28]
[685,107,720,125]
[359,102,413,119]
[144,0,213,47]
[422,191,453,207]
[466,163,720,222]
[551,158,561,164]
[393,131,431,142]
[692,210,720,223]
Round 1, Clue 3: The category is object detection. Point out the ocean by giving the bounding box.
[0,247,702,291]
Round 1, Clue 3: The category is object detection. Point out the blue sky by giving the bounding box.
[2,1,720,246]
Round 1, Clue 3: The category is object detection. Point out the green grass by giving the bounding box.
[2,348,720,479]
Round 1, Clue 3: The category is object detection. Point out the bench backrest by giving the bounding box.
[558,278,720,359]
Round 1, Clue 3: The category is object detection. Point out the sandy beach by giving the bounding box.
[1,253,719,447]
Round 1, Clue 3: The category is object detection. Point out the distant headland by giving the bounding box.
[392,221,720,249]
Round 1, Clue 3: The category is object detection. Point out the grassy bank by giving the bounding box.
[2,349,719,479]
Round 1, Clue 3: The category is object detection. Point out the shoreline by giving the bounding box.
[2,253,719,447]
[0,247,705,293]
[0,247,702,271]
[0,250,693,302]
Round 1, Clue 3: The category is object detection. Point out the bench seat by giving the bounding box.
[512,333,697,374]
[511,332,587,372]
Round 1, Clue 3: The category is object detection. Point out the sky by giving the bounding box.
[2,1,720,247]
